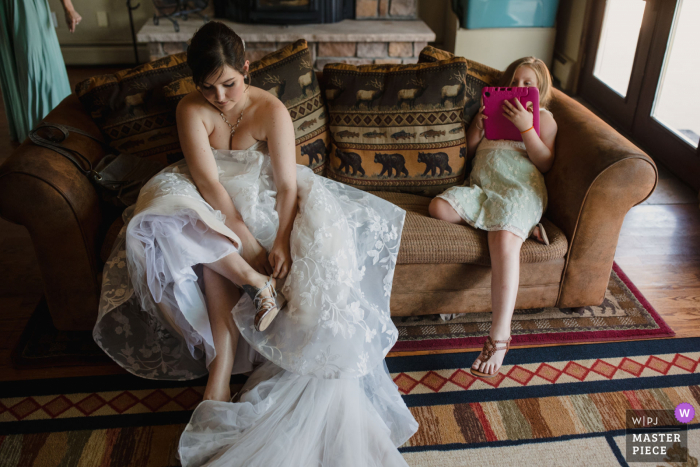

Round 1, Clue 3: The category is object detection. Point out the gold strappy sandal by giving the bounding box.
[533,222,549,245]
[470,335,512,378]
[242,276,279,332]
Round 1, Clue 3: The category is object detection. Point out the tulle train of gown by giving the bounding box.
[94,140,418,466]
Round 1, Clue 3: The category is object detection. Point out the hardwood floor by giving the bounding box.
[1,68,699,381]
[615,204,700,338]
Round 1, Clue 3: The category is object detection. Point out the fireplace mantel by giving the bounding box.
[137,19,434,44]
[138,19,436,70]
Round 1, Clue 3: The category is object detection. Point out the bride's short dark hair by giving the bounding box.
[187,21,246,88]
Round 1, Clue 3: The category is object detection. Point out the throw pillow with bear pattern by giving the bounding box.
[323,58,470,196]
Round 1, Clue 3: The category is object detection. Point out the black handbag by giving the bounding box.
[28,123,164,208]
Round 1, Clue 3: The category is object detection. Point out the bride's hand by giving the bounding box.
[240,238,273,276]
[269,239,291,279]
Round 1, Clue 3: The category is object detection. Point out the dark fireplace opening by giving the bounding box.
[213,0,355,24]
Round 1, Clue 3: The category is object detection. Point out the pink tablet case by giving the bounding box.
[482,86,540,141]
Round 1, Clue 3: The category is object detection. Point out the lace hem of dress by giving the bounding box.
[436,190,529,241]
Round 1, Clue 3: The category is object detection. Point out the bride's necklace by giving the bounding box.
[219,91,248,145]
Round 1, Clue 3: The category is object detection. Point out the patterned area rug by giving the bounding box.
[395,338,700,466]
[391,263,674,352]
[1,338,699,466]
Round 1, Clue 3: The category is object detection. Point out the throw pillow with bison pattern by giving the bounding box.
[323,57,470,196]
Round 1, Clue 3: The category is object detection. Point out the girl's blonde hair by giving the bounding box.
[497,57,553,109]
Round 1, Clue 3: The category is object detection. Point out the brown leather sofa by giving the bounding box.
[0,74,657,331]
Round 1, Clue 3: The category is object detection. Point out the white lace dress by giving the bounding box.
[94,140,418,466]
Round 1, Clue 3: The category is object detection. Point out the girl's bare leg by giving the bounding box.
[472,230,523,375]
[428,198,466,225]
[428,199,523,374]
[202,265,241,402]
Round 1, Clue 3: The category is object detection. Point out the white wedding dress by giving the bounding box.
[94,140,418,466]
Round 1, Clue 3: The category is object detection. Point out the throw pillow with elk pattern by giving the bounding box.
[162,39,330,174]
[417,46,502,128]
[323,58,469,196]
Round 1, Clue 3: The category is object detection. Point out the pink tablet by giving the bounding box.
[482,86,540,142]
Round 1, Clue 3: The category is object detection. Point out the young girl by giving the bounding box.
[428,56,558,378]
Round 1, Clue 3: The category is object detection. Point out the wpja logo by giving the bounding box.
[675,403,695,423]
[625,408,690,462]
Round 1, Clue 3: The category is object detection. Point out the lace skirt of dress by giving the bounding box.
[94,142,417,465]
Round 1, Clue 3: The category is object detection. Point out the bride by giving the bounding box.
[94,21,418,466]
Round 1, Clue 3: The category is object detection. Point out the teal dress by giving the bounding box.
[0,0,71,142]
[436,123,549,241]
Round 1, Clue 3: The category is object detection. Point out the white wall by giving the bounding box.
[48,0,157,64]
[454,27,557,70]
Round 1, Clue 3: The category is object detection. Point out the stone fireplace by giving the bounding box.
[137,0,434,70]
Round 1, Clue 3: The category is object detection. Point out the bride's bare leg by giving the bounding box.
[202,265,241,402]
[205,250,275,293]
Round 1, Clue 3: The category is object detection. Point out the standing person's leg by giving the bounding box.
[202,265,241,402]
[472,230,523,375]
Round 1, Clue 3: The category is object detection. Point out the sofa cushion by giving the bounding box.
[323,59,470,196]
[418,46,501,128]
[75,54,192,166]
[163,40,330,174]
[371,191,568,265]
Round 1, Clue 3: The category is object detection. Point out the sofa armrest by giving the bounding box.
[545,89,657,308]
[0,94,109,330]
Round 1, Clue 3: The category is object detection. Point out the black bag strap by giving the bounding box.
[27,122,113,181]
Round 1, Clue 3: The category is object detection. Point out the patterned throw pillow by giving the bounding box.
[163,39,330,174]
[418,46,502,128]
[75,54,192,166]
[323,58,470,196]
